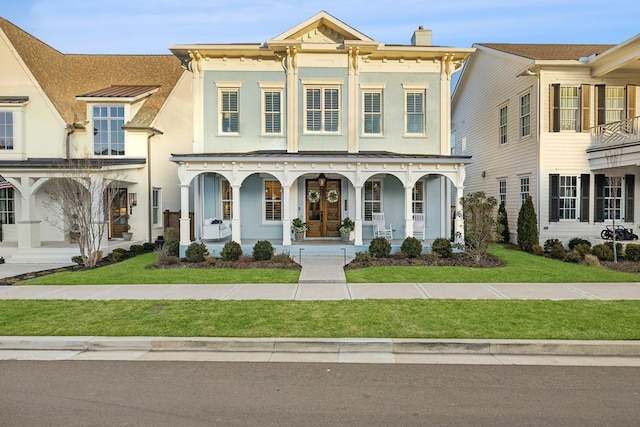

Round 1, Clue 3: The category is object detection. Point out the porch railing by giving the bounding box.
[591,116,640,147]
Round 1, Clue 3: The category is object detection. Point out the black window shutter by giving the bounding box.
[551,84,560,132]
[549,174,559,222]
[596,84,606,125]
[625,174,634,222]
[595,174,605,222]
[580,174,590,222]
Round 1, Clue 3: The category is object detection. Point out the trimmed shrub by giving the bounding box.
[142,242,155,252]
[252,240,275,261]
[573,243,592,258]
[497,201,510,243]
[568,237,591,251]
[564,250,583,264]
[583,254,601,267]
[431,237,453,258]
[517,195,538,253]
[532,244,544,256]
[107,248,128,263]
[185,242,209,263]
[549,241,566,260]
[221,240,243,261]
[625,243,640,261]
[71,255,84,265]
[592,243,613,261]
[401,237,423,258]
[129,244,144,255]
[605,241,624,259]
[163,239,179,257]
[544,239,561,253]
[369,237,391,258]
[354,251,373,263]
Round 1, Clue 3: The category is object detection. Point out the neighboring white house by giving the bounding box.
[452,35,640,245]
[0,17,192,262]
[169,11,474,254]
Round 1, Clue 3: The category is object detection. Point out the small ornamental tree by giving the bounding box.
[497,201,510,243]
[517,195,539,253]
[461,191,499,261]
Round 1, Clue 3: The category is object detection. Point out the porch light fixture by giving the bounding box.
[129,193,137,214]
[317,173,326,188]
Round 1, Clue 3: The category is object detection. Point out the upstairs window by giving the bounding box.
[499,105,508,144]
[220,90,239,133]
[605,87,625,123]
[263,91,282,134]
[93,105,124,155]
[560,87,578,131]
[519,93,531,138]
[305,87,340,133]
[0,112,13,150]
[363,91,383,135]
[405,91,425,135]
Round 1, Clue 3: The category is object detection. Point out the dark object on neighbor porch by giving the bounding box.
[154,236,165,250]
[0,256,4,264]
[601,225,639,241]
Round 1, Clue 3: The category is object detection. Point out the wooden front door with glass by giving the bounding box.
[306,178,341,238]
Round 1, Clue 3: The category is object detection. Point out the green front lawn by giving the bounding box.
[345,245,640,283]
[1,299,638,339]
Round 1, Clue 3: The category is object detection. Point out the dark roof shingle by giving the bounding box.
[477,43,614,60]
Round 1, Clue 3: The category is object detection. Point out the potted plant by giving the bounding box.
[339,217,355,241]
[291,217,307,241]
[122,224,133,241]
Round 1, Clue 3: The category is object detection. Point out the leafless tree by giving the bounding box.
[44,157,123,268]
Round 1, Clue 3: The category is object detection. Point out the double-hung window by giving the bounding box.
[304,82,341,133]
[221,179,233,221]
[405,89,426,135]
[498,180,507,206]
[520,176,530,207]
[364,180,382,221]
[519,93,531,138]
[499,104,508,144]
[363,91,383,135]
[412,181,424,214]
[0,187,15,224]
[0,112,13,150]
[604,176,622,220]
[605,87,625,124]
[152,188,161,226]
[264,180,282,222]
[559,87,578,131]
[260,82,284,135]
[93,105,124,155]
[559,175,578,220]
[217,82,241,134]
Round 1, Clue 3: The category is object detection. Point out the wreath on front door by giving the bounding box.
[326,189,339,203]
[307,189,320,203]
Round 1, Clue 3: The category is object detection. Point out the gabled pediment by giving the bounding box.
[269,11,375,45]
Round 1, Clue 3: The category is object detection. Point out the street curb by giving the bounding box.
[1,337,640,357]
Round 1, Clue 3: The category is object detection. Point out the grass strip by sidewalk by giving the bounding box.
[19,252,300,285]
[345,245,640,283]
[1,299,639,340]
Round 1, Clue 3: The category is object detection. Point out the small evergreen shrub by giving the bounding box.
[532,244,544,256]
[107,248,128,263]
[624,243,640,261]
[142,242,155,252]
[401,237,423,258]
[354,251,373,263]
[568,237,591,251]
[252,240,275,261]
[185,242,209,263]
[129,244,144,255]
[592,243,613,261]
[71,255,84,265]
[431,237,453,258]
[573,243,592,258]
[163,239,179,257]
[583,254,601,267]
[369,237,391,258]
[549,241,566,260]
[221,240,243,261]
[497,201,510,243]
[564,250,583,263]
[605,241,624,259]
[517,195,539,253]
[544,239,561,253]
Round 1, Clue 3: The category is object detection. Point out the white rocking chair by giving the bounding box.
[372,213,393,239]
[413,213,425,241]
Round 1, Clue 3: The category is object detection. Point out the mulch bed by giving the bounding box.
[344,253,506,270]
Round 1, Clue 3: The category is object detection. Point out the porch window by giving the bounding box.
[93,105,125,155]
[152,188,161,226]
[412,181,424,213]
[0,112,13,150]
[364,180,382,221]
[221,179,233,220]
[264,180,282,221]
[0,187,15,224]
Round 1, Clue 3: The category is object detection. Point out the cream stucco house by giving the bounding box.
[452,34,640,245]
[169,12,474,255]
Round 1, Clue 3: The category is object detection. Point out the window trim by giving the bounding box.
[519,92,531,138]
[263,178,282,224]
[558,175,578,221]
[403,84,427,137]
[303,84,342,134]
[362,90,383,136]
[92,104,126,156]
[216,82,242,135]
[259,82,285,136]
[0,111,14,150]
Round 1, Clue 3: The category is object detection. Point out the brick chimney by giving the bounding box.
[411,26,432,46]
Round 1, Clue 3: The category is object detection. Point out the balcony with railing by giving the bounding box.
[587,116,640,170]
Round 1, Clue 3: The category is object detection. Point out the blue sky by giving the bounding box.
[1,0,638,54]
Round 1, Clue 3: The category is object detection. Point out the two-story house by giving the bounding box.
[0,17,191,262]
[169,11,474,254]
[452,34,640,244]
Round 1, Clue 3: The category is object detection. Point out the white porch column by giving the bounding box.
[231,184,241,243]
[354,185,363,245]
[282,184,291,246]
[179,184,191,247]
[455,185,465,244]
[404,185,414,239]
[16,177,41,249]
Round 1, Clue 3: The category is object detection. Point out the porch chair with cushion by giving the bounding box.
[372,212,393,239]
[413,213,425,241]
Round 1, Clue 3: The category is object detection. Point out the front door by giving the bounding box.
[109,188,129,238]
[306,179,341,237]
